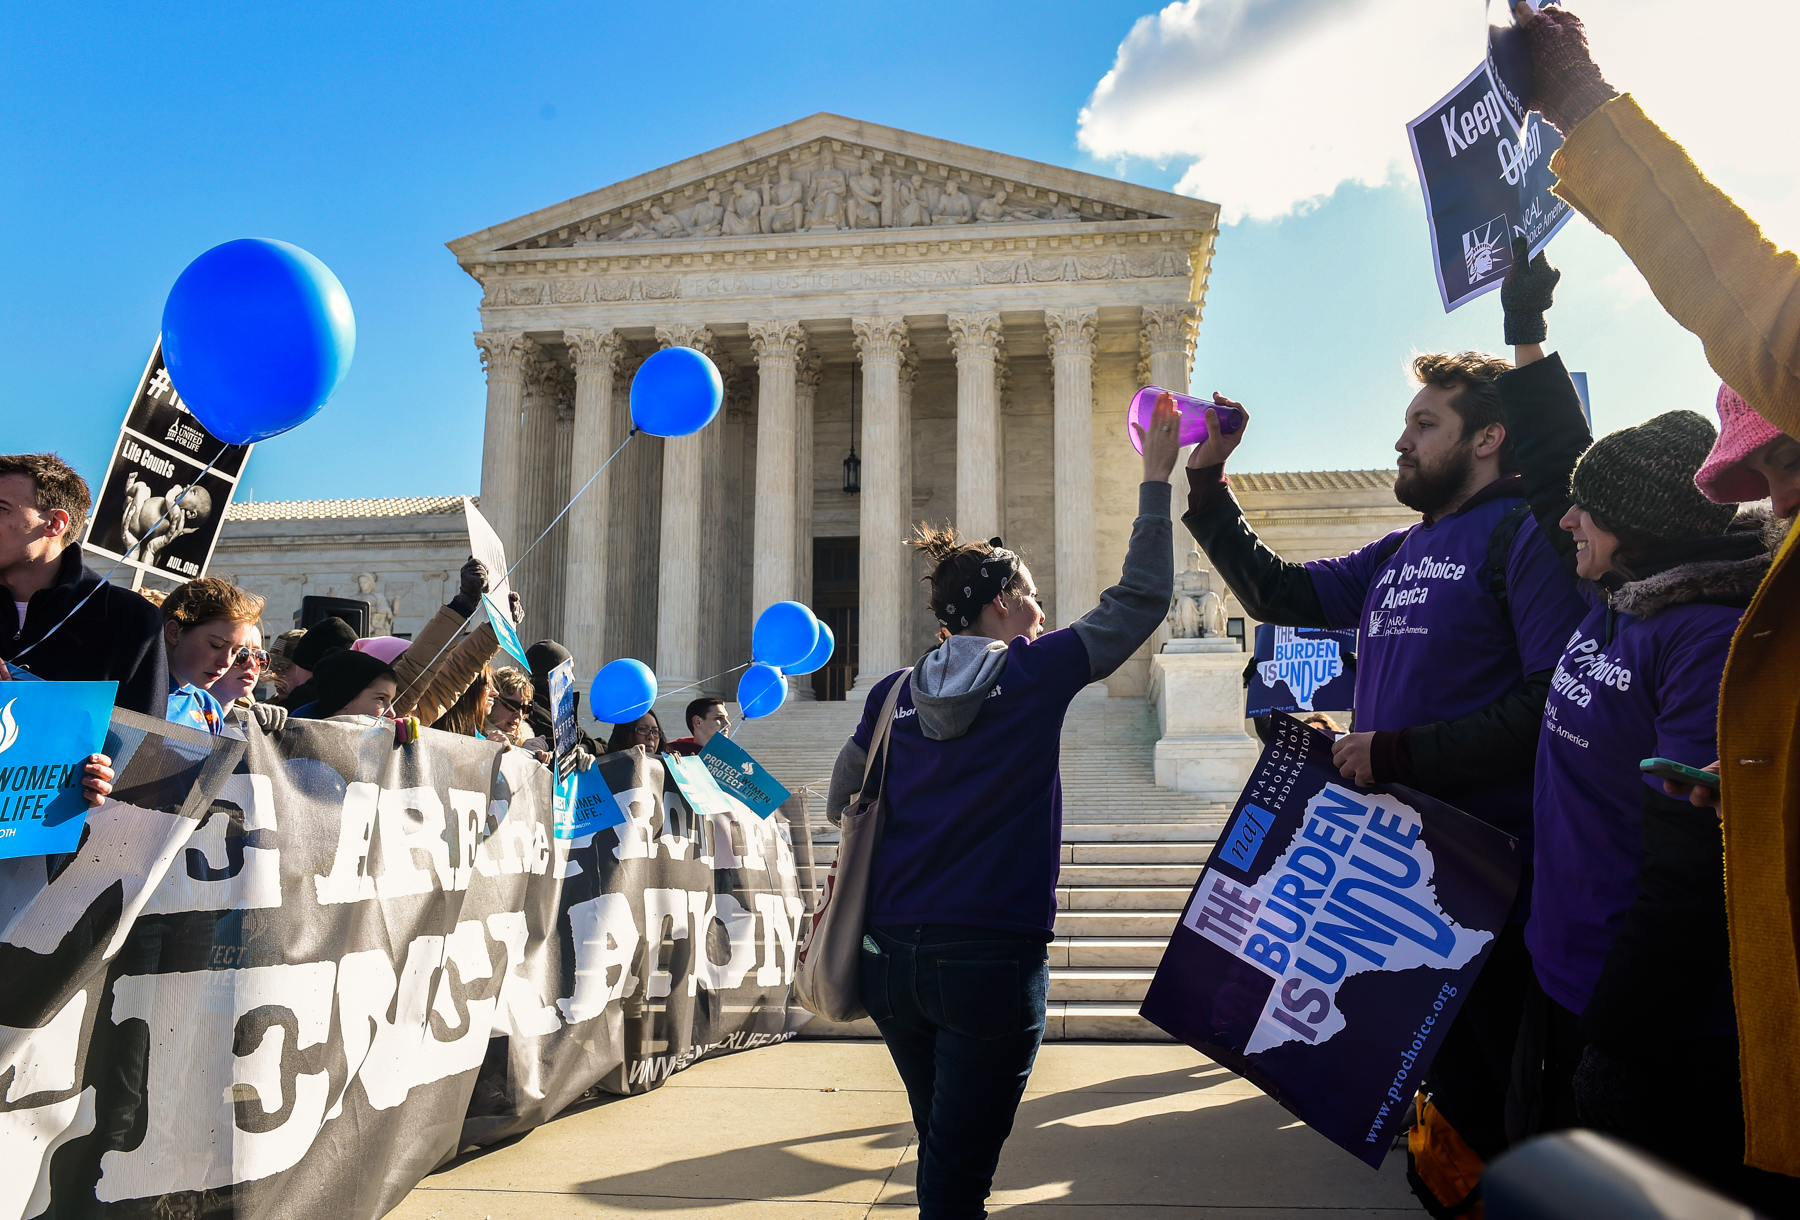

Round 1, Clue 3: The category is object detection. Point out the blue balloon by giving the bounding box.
[786,620,836,677]
[737,663,788,720]
[753,601,820,670]
[590,658,657,725]
[630,346,723,438]
[161,239,356,445]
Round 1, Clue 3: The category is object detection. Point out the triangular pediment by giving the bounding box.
[448,113,1217,258]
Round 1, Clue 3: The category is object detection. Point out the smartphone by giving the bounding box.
[1639,757,1721,791]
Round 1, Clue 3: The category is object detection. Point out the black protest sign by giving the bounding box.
[81,339,251,582]
[1406,62,1571,312]
[0,710,803,1217]
[1140,714,1521,1167]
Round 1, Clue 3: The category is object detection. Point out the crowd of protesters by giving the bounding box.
[4,5,1800,1218]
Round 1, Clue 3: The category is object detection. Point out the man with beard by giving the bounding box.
[1180,351,1588,1166]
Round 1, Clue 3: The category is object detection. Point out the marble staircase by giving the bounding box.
[722,690,1228,1041]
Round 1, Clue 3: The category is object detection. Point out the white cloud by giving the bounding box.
[1079,0,1800,242]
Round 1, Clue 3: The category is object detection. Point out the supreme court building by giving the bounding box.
[449,114,1221,700]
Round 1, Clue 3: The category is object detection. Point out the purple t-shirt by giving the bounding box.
[852,628,1092,939]
[1306,492,1587,849]
[1526,591,1741,1016]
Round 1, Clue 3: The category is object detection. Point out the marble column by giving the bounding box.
[747,321,807,624]
[946,312,1003,542]
[1046,308,1099,628]
[794,354,821,606]
[475,332,536,561]
[897,345,918,657]
[563,328,624,677]
[654,325,715,693]
[851,316,909,687]
[792,355,822,699]
[516,355,568,644]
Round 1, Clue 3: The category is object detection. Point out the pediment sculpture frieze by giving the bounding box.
[505,146,1157,252]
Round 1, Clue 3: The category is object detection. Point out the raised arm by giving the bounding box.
[1180,396,1331,627]
[1070,391,1181,680]
[1522,4,1800,439]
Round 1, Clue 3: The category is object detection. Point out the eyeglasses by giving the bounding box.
[496,694,527,713]
[229,646,271,670]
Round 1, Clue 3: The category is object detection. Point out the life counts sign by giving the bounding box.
[82,339,252,584]
[1140,715,1521,1166]
[1406,63,1572,312]
[0,710,804,1218]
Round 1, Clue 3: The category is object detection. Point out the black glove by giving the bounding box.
[1502,236,1560,345]
[450,556,488,617]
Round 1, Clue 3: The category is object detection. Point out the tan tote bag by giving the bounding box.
[791,669,911,1023]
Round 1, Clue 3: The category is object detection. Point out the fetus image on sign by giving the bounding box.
[1461,216,1511,282]
[121,472,213,566]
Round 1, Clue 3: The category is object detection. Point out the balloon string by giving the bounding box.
[10,445,227,670]
[390,428,639,710]
[504,429,636,585]
[652,662,752,705]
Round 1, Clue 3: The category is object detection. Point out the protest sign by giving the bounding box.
[699,733,792,819]
[0,710,804,1218]
[462,496,515,605]
[1484,0,1536,137]
[1141,714,1521,1167]
[1246,626,1356,717]
[553,765,628,838]
[484,592,532,669]
[550,658,577,756]
[0,681,116,859]
[664,751,735,817]
[1406,62,1572,312]
[82,339,252,583]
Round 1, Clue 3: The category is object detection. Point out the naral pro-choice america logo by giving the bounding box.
[1257,628,1344,711]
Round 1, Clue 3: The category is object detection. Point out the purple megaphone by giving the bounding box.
[1127,385,1245,455]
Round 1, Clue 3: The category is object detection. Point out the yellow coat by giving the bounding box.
[1551,95,1800,1176]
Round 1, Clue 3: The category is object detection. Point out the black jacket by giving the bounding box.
[1178,354,1591,794]
[1,546,168,715]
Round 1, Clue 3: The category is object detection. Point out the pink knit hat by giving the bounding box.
[351,635,410,665]
[1695,384,1784,504]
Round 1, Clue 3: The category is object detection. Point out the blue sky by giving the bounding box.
[5,1,1763,502]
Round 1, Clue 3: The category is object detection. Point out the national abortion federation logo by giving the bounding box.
[0,699,17,756]
[1256,628,1344,711]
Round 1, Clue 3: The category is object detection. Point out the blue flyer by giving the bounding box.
[664,753,736,817]
[1405,61,1571,312]
[0,680,118,859]
[1245,625,1357,717]
[482,591,531,669]
[553,766,627,839]
[698,733,790,819]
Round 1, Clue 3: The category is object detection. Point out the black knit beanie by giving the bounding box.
[312,650,396,717]
[292,616,359,670]
[1569,410,1738,542]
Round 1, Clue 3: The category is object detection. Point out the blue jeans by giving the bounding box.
[860,924,1051,1220]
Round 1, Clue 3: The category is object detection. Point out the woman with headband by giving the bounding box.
[824,393,1182,1220]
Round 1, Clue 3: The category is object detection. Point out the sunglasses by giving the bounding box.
[495,694,528,713]
[229,646,271,670]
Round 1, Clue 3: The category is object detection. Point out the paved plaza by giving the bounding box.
[393,1040,1419,1219]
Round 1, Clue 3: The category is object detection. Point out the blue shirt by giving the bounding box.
[167,681,227,735]
[853,628,1092,940]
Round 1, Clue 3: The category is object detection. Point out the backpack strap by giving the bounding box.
[1483,500,1535,614]
[1374,524,1416,568]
